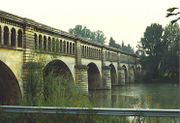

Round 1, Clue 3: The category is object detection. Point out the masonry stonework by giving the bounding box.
[0,10,142,103]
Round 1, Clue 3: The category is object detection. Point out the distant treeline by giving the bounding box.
[69,25,134,54]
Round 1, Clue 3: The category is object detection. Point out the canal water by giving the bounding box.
[89,82,179,109]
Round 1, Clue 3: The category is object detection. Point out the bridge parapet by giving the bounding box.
[119,55,129,63]
[33,33,76,57]
[81,44,101,60]
[0,22,23,50]
[0,10,138,63]
[128,57,136,64]
[104,50,118,62]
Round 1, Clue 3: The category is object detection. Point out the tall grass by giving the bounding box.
[0,61,130,123]
[23,61,90,107]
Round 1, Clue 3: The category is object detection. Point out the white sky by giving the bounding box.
[1,0,179,50]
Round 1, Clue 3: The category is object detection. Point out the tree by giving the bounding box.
[69,25,106,44]
[108,38,134,53]
[138,23,180,81]
[109,37,121,49]
[160,23,180,80]
[109,37,116,47]
[121,43,134,54]
[138,23,164,78]
[92,30,106,44]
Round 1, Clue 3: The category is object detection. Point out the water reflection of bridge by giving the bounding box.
[0,10,141,105]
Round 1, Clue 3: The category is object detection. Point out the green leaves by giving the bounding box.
[108,37,134,53]
[140,23,163,56]
[137,23,180,80]
[167,7,178,13]
[166,7,180,24]
[69,25,106,44]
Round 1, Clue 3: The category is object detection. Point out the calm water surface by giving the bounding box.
[89,82,179,109]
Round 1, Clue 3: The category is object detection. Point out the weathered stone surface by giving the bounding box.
[0,10,141,103]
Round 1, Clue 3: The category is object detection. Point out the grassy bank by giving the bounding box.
[0,61,130,123]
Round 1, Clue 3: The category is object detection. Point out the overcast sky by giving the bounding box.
[1,0,179,50]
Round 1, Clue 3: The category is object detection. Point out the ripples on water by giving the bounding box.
[89,82,179,109]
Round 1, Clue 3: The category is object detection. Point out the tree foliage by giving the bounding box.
[109,37,134,54]
[137,23,180,81]
[121,41,134,54]
[109,37,121,49]
[160,23,180,79]
[166,7,180,23]
[69,25,106,44]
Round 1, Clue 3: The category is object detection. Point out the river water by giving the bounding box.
[89,82,179,109]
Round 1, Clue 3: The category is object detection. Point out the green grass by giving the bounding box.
[0,61,130,123]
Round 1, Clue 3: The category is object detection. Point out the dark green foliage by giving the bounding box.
[167,7,178,13]
[137,23,164,79]
[166,7,180,23]
[137,23,180,81]
[109,37,121,49]
[160,23,180,80]
[121,41,134,54]
[109,37,134,54]
[69,25,106,44]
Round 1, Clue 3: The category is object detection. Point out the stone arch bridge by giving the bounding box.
[0,11,141,105]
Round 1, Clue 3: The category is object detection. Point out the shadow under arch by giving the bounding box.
[0,60,22,105]
[43,60,74,82]
[109,64,117,85]
[87,63,101,90]
[122,65,128,83]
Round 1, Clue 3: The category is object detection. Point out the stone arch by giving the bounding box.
[4,26,9,45]
[122,65,128,83]
[39,34,42,50]
[82,45,84,56]
[56,39,59,52]
[70,42,72,54]
[52,38,55,52]
[84,46,87,56]
[48,37,51,52]
[0,60,22,105]
[44,36,47,50]
[11,28,16,47]
[44,60,74,82]
[63,40,66,53]
[34,33,37,49]
[67,41,69,54]
[137,66,141,71]
[60,40,63,52]
[87,62,101,90]
[72,43,75,55]
[18,29,22,47]
[98,50,101,58]
[109,64,118,85]
[86,47,88,57]
[137,64,142,72]
[89,47,91,57]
